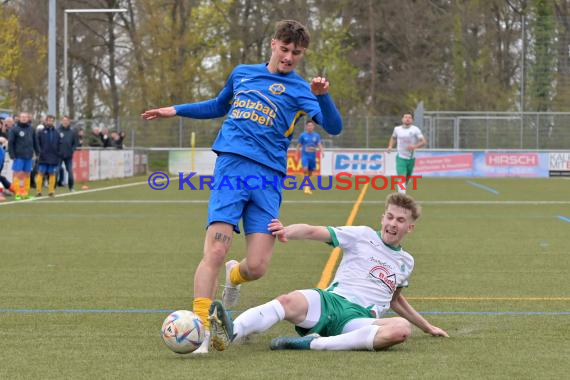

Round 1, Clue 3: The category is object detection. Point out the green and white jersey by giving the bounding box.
[392,125,424,159]
[326,226,414,317]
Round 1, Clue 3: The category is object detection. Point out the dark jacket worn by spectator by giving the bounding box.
[87,131,103,148]
[8,121,36,160]
[36,125,61,165]
[58,126,78,159]
[100,130,111,148]
[111,131,125,149]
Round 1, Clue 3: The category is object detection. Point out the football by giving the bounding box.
[161,310,205,354]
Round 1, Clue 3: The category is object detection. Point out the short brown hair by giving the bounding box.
[385,193,421,221]
[274,20,310,48]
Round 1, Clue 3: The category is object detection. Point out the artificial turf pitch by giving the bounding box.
[0,176,568,379]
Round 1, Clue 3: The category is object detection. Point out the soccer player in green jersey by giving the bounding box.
[387,113,426,194]
[209,193,448,351]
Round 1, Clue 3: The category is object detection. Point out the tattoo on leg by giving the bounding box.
[214,232,232,246]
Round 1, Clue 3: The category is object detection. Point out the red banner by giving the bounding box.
[73,150,89,182]
[414,153,473,173]
[287,151,321,175]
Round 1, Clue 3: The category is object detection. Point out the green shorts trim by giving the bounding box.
[396,155,415,178]
[295,288,374,337]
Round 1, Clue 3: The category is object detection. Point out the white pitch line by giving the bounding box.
[0,177,176,207]
[14,200,210,204]
[7,199,570,205]
[419,200,570,205]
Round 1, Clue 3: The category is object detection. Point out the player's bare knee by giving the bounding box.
[204,244,228,267]
[389,319,412,343]
[243,259,268,280]
[276,293,295,313]
[276,292,307,323]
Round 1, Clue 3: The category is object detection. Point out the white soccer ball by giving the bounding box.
[161,310,205,354]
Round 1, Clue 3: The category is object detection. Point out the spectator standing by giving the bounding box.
[57,115,78,191]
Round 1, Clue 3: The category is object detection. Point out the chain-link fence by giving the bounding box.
[76,111,570,150]
[425,112,570,150]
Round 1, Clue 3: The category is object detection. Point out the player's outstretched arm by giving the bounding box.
[390,289,449,337]
[141,107,176,120]
[142,76,234,121]
[310,77,343,136]
[268,219,331,244]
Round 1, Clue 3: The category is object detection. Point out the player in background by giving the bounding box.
[35,115,61,197]
[142,20,343,353]
[296,119,323,195]
[386,113,426,194]
[8,112,37,200]
[209,193,448,352]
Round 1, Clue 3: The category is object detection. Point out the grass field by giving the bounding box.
[1,176,569,379]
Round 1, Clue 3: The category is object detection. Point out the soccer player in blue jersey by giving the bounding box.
[35,115,61,197]
[8,112,37,200]
[142,20,343,353]
[296,119,323,195]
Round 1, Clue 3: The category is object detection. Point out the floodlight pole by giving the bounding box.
[48,0,57,116]
[63,8,127,116]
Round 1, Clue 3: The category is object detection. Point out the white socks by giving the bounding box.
[233,299,285,340]
[397,182,407,194]
[310,324,380,351]
[233,299,381,351]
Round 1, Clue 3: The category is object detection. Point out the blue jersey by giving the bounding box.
[298,132,321,158]
[205,64,322,175]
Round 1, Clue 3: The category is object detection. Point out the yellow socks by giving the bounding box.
[13,177,20,195]
[48,174,56,194]
[23,176,30,195]
[193,297,212,329]
[229,263,249,286]
[36,174,44,194]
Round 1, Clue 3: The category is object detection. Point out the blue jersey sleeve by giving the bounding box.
[311,94,343,136]
[293,80,342,136]
[174,71,235,119]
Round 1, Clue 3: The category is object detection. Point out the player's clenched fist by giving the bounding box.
[311,77,330,96]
